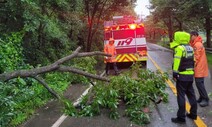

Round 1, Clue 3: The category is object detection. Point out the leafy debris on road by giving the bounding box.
[63,63,169,125]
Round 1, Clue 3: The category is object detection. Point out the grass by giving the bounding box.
[147,37,170,49]
[206,53,212,66]
[157,41,170,49]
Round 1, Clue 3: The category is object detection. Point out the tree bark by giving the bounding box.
[0,47,111,82]
[34,76,61,99]
[168,15,173,42]
[89,0,108,50]
[58,66,108,82]
[0,46,111,99]
[205,16,211,48]
[174,17,182,31]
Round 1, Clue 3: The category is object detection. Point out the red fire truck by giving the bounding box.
[104,16,147,66]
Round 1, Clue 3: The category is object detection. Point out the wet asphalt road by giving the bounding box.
[20,43,212,127]
[146,43,212,127]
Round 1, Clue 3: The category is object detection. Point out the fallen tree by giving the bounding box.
[64,63,169,126]
[0,46,169,126]
[0,46,110,99]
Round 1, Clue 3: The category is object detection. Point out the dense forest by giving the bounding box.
[0,0,211,126]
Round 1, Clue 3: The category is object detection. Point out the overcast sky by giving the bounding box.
[134,0,150,17]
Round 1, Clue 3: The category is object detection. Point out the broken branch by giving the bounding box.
[58,66,109,82]
[0,47,109,82]
[34,76,61,99]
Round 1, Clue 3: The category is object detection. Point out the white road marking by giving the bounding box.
[51,72,105,127]
[51,115,67,127]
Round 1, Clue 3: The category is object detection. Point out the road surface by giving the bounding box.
[20,43,212,127]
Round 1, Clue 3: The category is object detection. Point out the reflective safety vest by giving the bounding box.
[173,44,194,75]
[178,45,194,72]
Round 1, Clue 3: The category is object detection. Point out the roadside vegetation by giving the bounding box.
[207,53,212,65]
[148,36,170,49]
[0,32,96,126]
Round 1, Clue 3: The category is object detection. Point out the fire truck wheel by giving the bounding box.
[140,61,147,69]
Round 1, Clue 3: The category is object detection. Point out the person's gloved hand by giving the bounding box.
[173,72,179,81]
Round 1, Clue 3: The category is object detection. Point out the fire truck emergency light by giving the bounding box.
[129,24,136,30]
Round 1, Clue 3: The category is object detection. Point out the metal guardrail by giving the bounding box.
[205,48,212,51]
[205,48,212,53]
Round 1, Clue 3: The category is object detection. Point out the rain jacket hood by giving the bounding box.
[190,36,202,47]
[189,35,208,77]
[170,31,190,49]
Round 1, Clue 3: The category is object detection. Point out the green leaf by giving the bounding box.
[17,78,27,85]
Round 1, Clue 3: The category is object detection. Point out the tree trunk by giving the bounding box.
[85,0,104,52]
[164,15,173,43]
[168,15,173,42]
[153,29,156,39]
[86,23,92,52]
[174,17,182,31]
[205,16,211,48]
[38,22,44,47]
[149,31,152,39]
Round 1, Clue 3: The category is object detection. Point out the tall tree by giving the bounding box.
[82,0,136,51]
[149,0,176,42]
[144,15,167,40]
[22,0,81,65]
[185,0,212,47]
[149,0,212,46]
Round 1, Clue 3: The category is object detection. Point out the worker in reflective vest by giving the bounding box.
[170,31,197,124]
[104,38,120,75]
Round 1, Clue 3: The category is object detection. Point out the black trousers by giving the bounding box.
[105,62,118,74]
[195,77,209,101]
[176,80,197,120]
